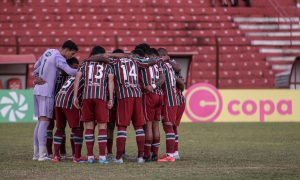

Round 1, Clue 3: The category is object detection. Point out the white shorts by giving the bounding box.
[34,95,54,119]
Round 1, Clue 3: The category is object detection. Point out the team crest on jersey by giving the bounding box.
[45,51,52,57]
[119,58,131,63]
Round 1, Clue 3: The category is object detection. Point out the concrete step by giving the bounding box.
[234,17,299,23]
[246,32,300,37]
[260,48,300,54]
[266,56,296,62]
[239,24,300,30]
[251,40,300,46]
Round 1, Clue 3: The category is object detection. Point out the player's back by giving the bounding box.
[80,61,112,100]
[33,49,77,97]
[162,61,179,106]
[55,76,85,109]
[140,63,163,95]
[34,49,64,98]
[112,58,142,99]
[54,72,70,95]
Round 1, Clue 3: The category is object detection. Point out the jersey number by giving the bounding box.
[149,65,159,80]
[169,71,176,87]
[62,77,74,89]
[121,64,137,81]
[88,64,104,80]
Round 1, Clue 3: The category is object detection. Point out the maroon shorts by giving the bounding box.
[162,105,178,124]
[81,99,109,123]
[143,93,163,122]
[55,107,81,129]
[116,97,145,127]
[175,103,186,126]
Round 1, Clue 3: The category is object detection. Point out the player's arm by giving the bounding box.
[33,66,46,85]
[108,53,129,59]
[176,77,185,91]
[34,56,42,69]
[73,71,82,109]
[147,57,159,66]
[154,66,166,88]
[56,56,77,76]
[107,73,114,109]
[33,66,40,77]
[84,53,111,63]
[135,57,159,69]
[169,59,182,73]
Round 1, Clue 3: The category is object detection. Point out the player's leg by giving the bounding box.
[107,107,116,161]
[173,102,185,160]
[151,94,163,161]
[53,107,66,162]
[95,99,110,164]
[158,105,177,162]
[33,95,40,160]
[115,125,127,163]
[133,98,146,163]
[33,120,40,160]
[85,121,95,163]
[59,120,67,159]
[97,123,108,164]
[65,107,84,163]
[46,118,54,158]
[70,130,75,158]
[143,94,153,161]
[143,121,153,161]
[152,120,160,161]
[173,126,179,159]
[72,123,84,162]
[107,121,115,160]
[37,96,53,161]
[115,98,132,164]
[81,99,96,163]
[37,116,50,161]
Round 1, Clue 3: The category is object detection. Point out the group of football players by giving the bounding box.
[33,40,186,164]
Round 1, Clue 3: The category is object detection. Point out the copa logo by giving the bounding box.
[185,83,222,123]
[185,83,293,123]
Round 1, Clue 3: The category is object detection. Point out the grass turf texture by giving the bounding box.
[0,123,300,180]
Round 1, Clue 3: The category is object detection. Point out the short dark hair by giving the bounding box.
[145,48,159,56]
[62,40,78,52]
[90,45,105,56]
[131,49,145,57]
[157,48,168,56]
[113,48,124,53]
[66,57,79,66]
[135,43,150,52]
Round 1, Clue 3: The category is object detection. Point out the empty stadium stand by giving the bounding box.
[0,0,299,88]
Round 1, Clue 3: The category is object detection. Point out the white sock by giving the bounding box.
[33,145,39,158]
[99,156,106,160]
[88,156,94,159]
[38,146,47,158]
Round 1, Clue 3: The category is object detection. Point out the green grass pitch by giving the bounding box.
[0,123,300,179]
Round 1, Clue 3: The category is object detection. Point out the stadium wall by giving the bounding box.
[0,0,299,89]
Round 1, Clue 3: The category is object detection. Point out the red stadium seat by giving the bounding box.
[0,80,3,89]
[7,78,22,89]
[1,0,299,88]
